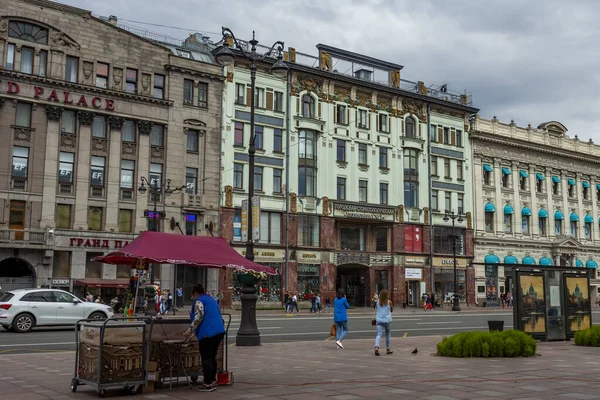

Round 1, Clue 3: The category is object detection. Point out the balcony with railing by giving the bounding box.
[0,229,48,247]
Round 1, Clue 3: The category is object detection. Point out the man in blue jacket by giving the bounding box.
[184,284,226,392]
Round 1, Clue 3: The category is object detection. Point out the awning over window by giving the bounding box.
[585,214,594,223]
[485,202,496,213]
[483,164,493,172]
[586,260,598,269]
[504,204,514,215]
[502,167,512,175]
[485,254,501,264]
[520,170,529,178]
[568,178,576,186]
[504,255,519,264]
[570,212,579,222]
[576,260,584,268]
[596,183,600,191]
[539,257,553,266]
[555,211,564,220]
[522,207,532,216]
[582,181,590,189]
[536,173,545,181]
[522,256,536,265]
[73,279,130,288]
[538,209,548,218]
[552,176,560,183]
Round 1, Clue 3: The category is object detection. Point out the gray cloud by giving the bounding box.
[55,0,600,140]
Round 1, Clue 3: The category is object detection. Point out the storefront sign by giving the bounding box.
[333,202,395,221]
[52,279,70,285]
[239,249,283,260]
[432,256,468,268]
[2,81,115,110]
[297,251,321,263]
[405,268,422,279]
[405,257,426,265]
[69,238,130,249]
[297,265,319,275]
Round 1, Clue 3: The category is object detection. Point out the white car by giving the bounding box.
[0,288,114,333]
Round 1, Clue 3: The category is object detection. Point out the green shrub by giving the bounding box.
[437,330,537,357]
[574,326,600,346]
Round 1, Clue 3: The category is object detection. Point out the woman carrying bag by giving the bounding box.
[374,289,393,356]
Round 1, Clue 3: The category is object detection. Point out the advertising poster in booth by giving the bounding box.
[564,276,591,333]
[518,274,546,334]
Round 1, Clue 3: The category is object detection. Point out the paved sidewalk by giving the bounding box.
[0,335,598,400]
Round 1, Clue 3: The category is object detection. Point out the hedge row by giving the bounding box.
[436,330,537,357]
[574,326,600,346]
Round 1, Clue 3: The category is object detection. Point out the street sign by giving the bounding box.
[241,200,248,243]
[251,195,260,242]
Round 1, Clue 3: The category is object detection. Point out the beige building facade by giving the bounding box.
[0,0,223,301]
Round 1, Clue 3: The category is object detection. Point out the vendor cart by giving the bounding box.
[71,317,150,397]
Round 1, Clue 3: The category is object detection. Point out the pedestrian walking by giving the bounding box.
[325,297,331,313]
[283,291,290,313]
[333,288,350,349]
[291,293,299,313]
[159,291,168,315]
[176,287,183,308]
[316,293,321,313]
[374,289,393,356]
[167,290,175,315]
[310,293,317,313]
[184,284,226,392]
[372,293,379,310]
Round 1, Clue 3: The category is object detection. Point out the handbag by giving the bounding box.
[330,323,336,337]
[372,303,377,326]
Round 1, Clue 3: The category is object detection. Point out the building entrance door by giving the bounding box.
[336,264,368,307]
[408,281,420,306]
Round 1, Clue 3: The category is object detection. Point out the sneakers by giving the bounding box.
[335,340,344,349]
[198,384,215,392]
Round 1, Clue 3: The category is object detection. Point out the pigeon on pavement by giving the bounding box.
[412,348,418,355]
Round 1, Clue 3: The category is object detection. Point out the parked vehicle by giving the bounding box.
[0,288,114,333]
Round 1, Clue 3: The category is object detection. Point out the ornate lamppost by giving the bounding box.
[443,210,464,312]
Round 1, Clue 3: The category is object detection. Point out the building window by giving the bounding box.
[380,183,388,205]
[358,143,367,165]
[151,125,164,146]
[87,207,103,231]
[359,180,368,202]
[553,180,560,195]
[585,221,592,240]
[336,104,347,124]
[8,21,48,43]
[404,149,419,176]
[570,221,578,238]
[254,166,263,191]
[20,46,33,74]
[6,43,15,71]
[52,251,71,278]
[118,209,133,232]
[430,124,437,142]
[568,182,575,198]
[504,214,512,233]
[298,215,319,247]
[340,226,365,251]
[9,200,25,235]
[457,193,464,214]
[186,129,199,152]
[185,214,197,235]
[96,62,109,88]
[234,122,244,146]
[186,167,197,194]
[336,140,346,162]
[122,119,135,142]
[374,228,388,252]
[536,178,544,193]
[444,159,451,178]
[457,160,464,180]
[183,79,194,104]
[298,167,316,197]
[90,156,105,187]
[298,130,316,160]
[233,163,243,189]
[379,114,388,132]
[520,176,527,191]
[59,152,75,183]
[404,149,419,208]
[56,204,71,229]
[120,160,134,189]
[153,74,165,99]
[235,83,245,104]
[431,157,438,176]
[379,147,388,168]
[358,109,368,129]
[39,50,47,77]
[404,181,419,208]
[274,91,284,112]
[444,192,451,212]
[502,171,510,188]
[254,87,265,108]
[85,252,103,278]
[485,212,494,232]
[405,117,416,138]
[259,212,281,244]
[337,177,346,200]
[302,94,315,117]
[273,128,283,152]
[432,190,439,211]
[125,69,137,94]
[15,102,32,127]
[433,227,466,255]
[539,217,547,236]
[555,220,562,235]
[456,130,463,147]
[443,127,450,144]
[149,163,162,187]
[197,82,208,108]
[12,146,29,178]
[583,182,590,200]
[254,125,263,149]
[273,169,282,193]
[65,56,78,83]
[484,170,491,186]
[92,115,106,138]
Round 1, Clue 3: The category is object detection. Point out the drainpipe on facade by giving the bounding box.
[427,103,434,295]
[284,70,291,293]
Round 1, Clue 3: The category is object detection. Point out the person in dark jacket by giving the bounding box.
[184,284,226,392]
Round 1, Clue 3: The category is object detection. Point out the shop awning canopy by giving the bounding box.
[502,167,512,175]
[522,207,532,216]
[520,170,529,178]
[92,231,278,275]
[586,260,598,269]
[504,204,514,215]
[485,254,501,264]
[568,178,576,186]
[555,211,564,220]
[504,255,519,264]
[582,181,590,189]
[576,260,584,268]
[485,202,496,213]
[483,164,493,172]
[538,209,548,218]
[522,256,536,265]
[552,176,561,183]
[570,212,579,222]
[536,173,545,181]
[585,214,594,223]
[74,279,130,288]
[539,257,553,266]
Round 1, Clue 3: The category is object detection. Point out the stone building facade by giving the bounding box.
[471,116,600,305]
[0,0,223,302]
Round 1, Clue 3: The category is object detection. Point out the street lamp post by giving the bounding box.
[213,27,288,346]
[443,210,464,312]
[138,176,186,316]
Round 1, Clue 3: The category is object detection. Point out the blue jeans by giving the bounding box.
[375,322,391,349]
[335,321,348,341]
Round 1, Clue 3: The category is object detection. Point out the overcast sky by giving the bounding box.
[56,0,600,141]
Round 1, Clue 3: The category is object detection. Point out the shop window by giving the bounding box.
[85,252,104,278]
[435,268,466,303]
[116,265,131,279]
[297,264,320,299]
[118,209,133,232]
[87,207,103,231]
[259,212,281,244]
[52,251,71,279]
[375,270,389,293]
[56,204,71,229]
[374,228,388,252]
[298,215,319,247]
[340,226,365,251]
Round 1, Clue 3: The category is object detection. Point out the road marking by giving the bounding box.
[0,342,76,348]
[324,336,333,341]
[417,321,461,325]
[258,325,514,337]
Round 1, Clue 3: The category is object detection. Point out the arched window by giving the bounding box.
[302,94,315,118]
[8,21,48,44]
[405,117,416,138]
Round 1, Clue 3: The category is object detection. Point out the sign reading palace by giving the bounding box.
[332,202,395,221]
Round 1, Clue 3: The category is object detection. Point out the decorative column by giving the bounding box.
[493,159,503,234]
[134,121,152,233]
[472,155,485,234]
[73,111,94,229]
[105,116,124,231]
[577,173,585,240]
[41,105,63,228]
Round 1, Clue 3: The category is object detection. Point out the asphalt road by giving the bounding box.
[0,310,525,354]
